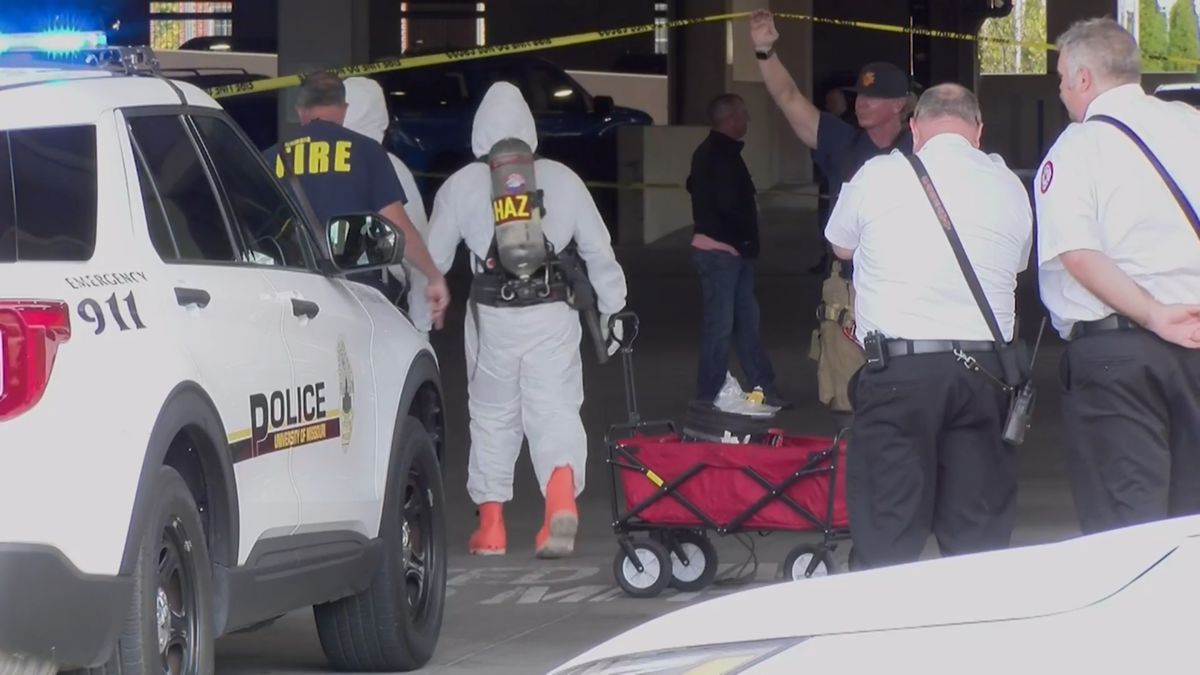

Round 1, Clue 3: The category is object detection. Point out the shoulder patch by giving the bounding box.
[1039,161,1054,194]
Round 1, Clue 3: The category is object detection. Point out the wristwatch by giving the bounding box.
[755,46,775,60]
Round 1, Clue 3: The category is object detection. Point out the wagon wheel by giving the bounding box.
[783,543,835,581]
[613,539,672,598]
[662,530,719,592]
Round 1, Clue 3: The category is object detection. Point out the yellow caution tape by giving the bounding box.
[200,9,1198,195]
[205,9,1148,100]
[206,13,745,99]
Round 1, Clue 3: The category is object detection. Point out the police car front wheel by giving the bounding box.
[76,466,216,675]
[313,416,447,672]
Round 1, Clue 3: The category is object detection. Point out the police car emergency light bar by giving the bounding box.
[0,30,108,55]
[0,30,157,76]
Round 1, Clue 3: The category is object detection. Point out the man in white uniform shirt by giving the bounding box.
[825,83,1033,570]
[1035,18,1200,536]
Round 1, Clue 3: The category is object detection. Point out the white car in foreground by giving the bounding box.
[549,516,1199,674]
[0,33,447,675]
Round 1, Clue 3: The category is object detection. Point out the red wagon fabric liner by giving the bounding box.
[616,434,849,531]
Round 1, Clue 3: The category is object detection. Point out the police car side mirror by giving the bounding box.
[325,213,405,272]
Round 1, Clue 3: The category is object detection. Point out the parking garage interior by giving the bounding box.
[8,1,1198,672]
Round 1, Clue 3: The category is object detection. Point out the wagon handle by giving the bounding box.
[611,310,639,352]
[612,311,641,424]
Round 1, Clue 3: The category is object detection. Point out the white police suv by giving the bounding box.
[0,32,447,675]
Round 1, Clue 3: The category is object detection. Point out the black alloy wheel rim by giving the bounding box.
[402,464,436,620]
[157,517,201,674]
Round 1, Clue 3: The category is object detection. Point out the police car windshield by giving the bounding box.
[0,124,99,263]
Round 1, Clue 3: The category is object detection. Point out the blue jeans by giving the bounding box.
[693,249,777,401]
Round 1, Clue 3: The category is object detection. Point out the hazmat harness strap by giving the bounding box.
[465,156,609,382]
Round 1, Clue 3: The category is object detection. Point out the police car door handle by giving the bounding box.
[291,298,320,319]
[174,287,211,309]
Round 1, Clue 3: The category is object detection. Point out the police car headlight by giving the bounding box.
[553,638,805,675]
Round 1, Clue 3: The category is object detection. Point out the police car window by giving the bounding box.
[379,70,471,111]
[191,114,314,271]
[129,144,179,261]
[0,125,98,263]
[127,115,237,263]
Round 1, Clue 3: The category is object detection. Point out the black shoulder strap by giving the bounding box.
[892,128,914,155]
[906,154,1007,347]
[1090,114,1200,234]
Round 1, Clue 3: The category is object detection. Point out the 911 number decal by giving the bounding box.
[77,292,147,335]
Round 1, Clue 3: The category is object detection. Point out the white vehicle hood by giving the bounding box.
[552,516,1200,673]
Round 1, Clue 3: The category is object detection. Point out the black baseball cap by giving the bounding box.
[847,62,910,99]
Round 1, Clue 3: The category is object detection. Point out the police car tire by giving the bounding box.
[313,416,447,672]
[75,466,216,675]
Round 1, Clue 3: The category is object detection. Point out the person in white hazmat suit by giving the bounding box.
[409,82,628,558]
[342,76,433,334]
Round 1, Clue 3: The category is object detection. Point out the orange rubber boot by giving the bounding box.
[469,502,506,555]
[535,467,579,559]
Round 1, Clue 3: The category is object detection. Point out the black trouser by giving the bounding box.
[1061,325,1200,535]
[846,350,1017,570]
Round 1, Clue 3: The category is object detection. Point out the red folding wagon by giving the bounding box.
[604,312,852,598]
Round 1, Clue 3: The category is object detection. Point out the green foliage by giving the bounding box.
[980,13,1017,74]
[1167,0,1200,72]
[978,0,1046,74]
[1141,0,1170,72]
[1018,0,1047,73]
[977,0,1200,76]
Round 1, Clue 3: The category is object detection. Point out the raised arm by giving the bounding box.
[750,9,821,149]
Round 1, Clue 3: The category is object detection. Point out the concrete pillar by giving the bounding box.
[926,0,983,90]
[1047,0,1116,71]
[275,0,402,139]
[233,0,277,44]
[488,0,656,71]
[667,0,813,189]
[277,0,368,139]
[811,0,910,91]
[742,0,815,187]
[668,0,729,126]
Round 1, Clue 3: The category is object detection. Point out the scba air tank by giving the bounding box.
[488,137,547,278]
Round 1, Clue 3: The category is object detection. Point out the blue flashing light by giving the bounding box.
[0,30,107,56]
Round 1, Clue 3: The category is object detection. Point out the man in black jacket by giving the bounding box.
[687,93,788,409]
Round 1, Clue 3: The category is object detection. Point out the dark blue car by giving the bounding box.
[375,55,653,199]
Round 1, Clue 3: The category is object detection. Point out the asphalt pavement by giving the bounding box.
[215,205,1083,674]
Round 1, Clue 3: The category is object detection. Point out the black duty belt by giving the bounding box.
[1069,314,1138,340]
[885,339,997,358]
